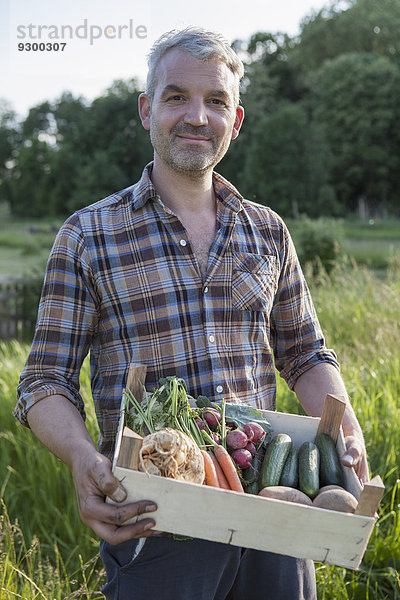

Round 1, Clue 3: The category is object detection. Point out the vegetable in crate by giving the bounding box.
[242,439,266,495]
[279,446,299,488]
[298,441,320,499]
[243,422,265,443]
[315,433,344,487]
[222,403,272,439]
[260,433,292,488]
[203,407,222,431]
[258,486,312,506]
[213,445,244,493]
[200,450,220,487]
[313,488,358,513]
[231,448,253,469]
[226,429,249,450]
[139,428,205,484]
[124,377,205,448]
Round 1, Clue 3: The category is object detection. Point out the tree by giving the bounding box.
[240,103,334,218]
[83,79,153,185]
[296,0,400,73]
[8,137,55,217]
[52,92,88,147]
[22,101,53,140]
[311,52,400,214]
[0,101,21,207]
[4,80,154,218]
[67,150,127,213]
[219,33,299,195]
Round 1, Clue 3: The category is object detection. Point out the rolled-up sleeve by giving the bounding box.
[14,213,99,427]
[270,223,340,390]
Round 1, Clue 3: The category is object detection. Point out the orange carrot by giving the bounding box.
[200,450,220,488]
[209,450,231,490]
[213,445,244,493]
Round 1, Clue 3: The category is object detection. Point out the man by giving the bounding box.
[15,27,368,599]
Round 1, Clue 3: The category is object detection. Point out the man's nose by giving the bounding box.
[183,99,208,127]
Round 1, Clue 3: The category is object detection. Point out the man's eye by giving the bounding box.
[169,95,184,101]
[210,98,225,106]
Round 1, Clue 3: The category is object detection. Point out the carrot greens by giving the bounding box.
[124,376,204,448]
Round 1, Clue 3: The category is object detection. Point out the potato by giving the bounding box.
[312,488,358,513]
[318,485,346,493]
[258,486,313,506]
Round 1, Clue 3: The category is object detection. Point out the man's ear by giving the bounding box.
[138,93,151,130]
[231,105,244,140]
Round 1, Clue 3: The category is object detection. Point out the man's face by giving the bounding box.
[139,48,244,177]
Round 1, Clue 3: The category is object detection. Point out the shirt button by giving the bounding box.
[208,335,215,343]
[204,286,209,294]
[179,239,187,247]
[216,385,223,394]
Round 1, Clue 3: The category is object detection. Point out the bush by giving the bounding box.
[289,216,343,275]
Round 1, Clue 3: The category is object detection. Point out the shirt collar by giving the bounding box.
[130,161,243,214]
[212,170,243,214]
[130,162,158,211]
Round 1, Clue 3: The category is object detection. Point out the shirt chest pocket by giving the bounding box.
[231,253,278,312]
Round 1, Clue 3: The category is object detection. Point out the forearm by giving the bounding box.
[26,393,157,541]
[294,362,369,482]
[293,363,363,438]
[26,394,97,469]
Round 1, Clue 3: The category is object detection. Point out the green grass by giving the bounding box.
[0,343,105,598]
[0,258,399,598]
[340,219,400,270]
[1,213,400,277]
[0,214,61,278]
[341,220,400,241]
[285,217,400,272]
[275,261,400,599]
[341,239,400,271]
[0,246,51,280]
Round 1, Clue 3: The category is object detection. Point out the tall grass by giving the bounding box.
[0,342,105,598]
[277,258,400,599]
[1,259,399,598]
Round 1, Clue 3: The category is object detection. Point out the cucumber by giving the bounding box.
[315,433,345,487]
[259,433,292,488]
[279,446,299,488]
[298,441,320,499]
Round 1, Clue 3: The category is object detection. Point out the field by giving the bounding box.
[1,208,400,278]
[1,215,400,598]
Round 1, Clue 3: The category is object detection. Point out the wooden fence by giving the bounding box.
[0,277,43,341]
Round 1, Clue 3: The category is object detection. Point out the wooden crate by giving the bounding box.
[111,366,383,570]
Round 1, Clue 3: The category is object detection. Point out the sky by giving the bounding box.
[1,0,333,119]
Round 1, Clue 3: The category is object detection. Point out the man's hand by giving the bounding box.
[341,433,369,484]
[26,395,158,545]
[294,363,370,485]
[72,449,157,545]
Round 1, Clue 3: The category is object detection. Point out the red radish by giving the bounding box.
[243,422,265,443]
[243,423,254,441]
[231,448,253,469]
[195,418,207,431]
[203,408,222,431]
[226,429,248,450]
[245,441,257,456]
[212,433,221,445]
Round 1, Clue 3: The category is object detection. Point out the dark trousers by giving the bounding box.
[100,536,317,599]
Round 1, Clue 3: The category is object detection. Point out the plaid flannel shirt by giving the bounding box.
[15,162,339,459]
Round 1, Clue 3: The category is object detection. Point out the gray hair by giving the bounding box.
[146,27,244,105]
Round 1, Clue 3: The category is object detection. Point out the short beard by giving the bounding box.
[150,123,227,179]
